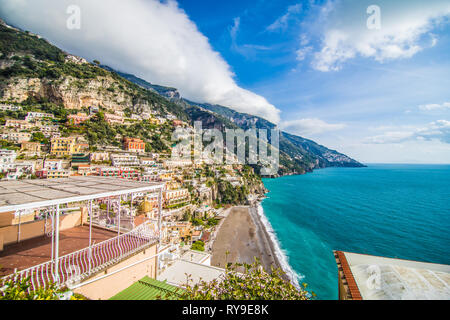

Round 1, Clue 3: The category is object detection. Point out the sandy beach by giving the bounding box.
[211,205,282,274]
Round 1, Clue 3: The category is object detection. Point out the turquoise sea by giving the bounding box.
[261,164,450,300]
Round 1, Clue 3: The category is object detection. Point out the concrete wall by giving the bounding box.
[74,244,158,300]
[0,211,87,249]
[0,212,14,228]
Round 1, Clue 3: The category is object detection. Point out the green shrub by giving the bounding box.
[180,259,313,300]
[0,277,65,300]
[191,240,205,252]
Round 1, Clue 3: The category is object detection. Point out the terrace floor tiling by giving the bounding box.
[0,226,117,277]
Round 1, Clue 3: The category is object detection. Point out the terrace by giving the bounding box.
[0,176,164,291]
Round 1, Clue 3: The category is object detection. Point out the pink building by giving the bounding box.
[67,113,90,125]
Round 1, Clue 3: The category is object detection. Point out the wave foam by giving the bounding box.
[256,203,303,288]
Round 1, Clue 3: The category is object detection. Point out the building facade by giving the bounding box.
[123,138,145,153]
[50,137,78,156]
[67,113,90,125]
[110,154,140,167]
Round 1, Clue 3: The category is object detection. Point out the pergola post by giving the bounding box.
[130,193,133,216]
[51,208,55,262]
[156,188,163,276]
[117,195,121,235]
[107,196,110,223]
[17,210,21,243]
[158,187,162,246]
[130,193,134,228]
[117,195,121,253]
[54,204,60,284]
[88,199,93,274]
[44,209,48,235]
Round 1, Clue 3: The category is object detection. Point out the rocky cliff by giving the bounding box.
[0,21,364,176]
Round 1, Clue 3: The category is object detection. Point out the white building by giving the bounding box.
[110,154,140,167]
[90,152,110,162]
[43,159,64,171]
[0,149,17,172]
[140,158,156,166]
[5,161,35,180]
[158,260,224,287]
[163,158,192,169]
[2,131,31,144]
[25,112,54,122]
[0,104,22,112]
[0,150,35,180]
[5,119,34,130]
[38,123,60,138]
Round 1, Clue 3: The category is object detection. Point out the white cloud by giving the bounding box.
[267,3,302,32]
[0,0,280,123]
[312,0,450,72]
[419,102,450,111]
[229,16,271,58]
[230,17,240,42]
[280,118,346,136]
[364,120,450,144]
[296,46,313,61]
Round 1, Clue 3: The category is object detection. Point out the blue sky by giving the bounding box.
[177,0,450,163]
[1,0,450,163]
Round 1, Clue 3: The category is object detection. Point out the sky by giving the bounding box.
[1,0,450,163]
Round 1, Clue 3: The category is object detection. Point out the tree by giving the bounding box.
[31,131,48,144]
[206,218,218,228]
[180,259,312,300]
[0,277,85,300]
[191,241,205,252]
[191,218,204,226]
[182,210,192,222]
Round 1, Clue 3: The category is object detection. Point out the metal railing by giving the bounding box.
[2,221,159,291]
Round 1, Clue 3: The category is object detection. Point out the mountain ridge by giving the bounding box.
[104,67,365,175]
[0,21,364,176]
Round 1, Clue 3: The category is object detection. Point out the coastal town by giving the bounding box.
[1,9,449,304]
[0,100,282,299]
[0,101,267,243]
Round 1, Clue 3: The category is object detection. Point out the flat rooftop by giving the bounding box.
[336,251,450,300]
[180,249,211,264]
[0,226,117,276]
[158,260,225,287]
[0,176,163,213]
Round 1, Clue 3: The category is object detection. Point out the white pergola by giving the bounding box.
[0,176,165,288]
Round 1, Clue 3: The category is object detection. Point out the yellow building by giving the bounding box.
[165,181,181,190]
[20,142,42,156]
[148,117,161,125]
[168,221,193,241]
[50,137,78,157]
[164,189,190,207]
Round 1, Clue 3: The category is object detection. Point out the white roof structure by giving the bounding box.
[180,249,211,265]
[158,260,225,287]
[0,176,164,213]
[342,252,450,300]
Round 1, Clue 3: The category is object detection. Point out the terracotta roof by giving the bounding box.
[335,250,362,300]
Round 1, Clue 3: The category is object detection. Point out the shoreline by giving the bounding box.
[210,202,300,287]
[251,202,301,287]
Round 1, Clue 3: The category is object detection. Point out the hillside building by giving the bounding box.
[123,137,145,153]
